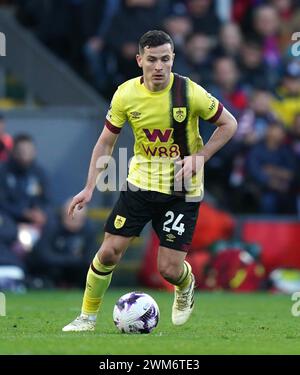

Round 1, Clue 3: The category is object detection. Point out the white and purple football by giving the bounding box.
[113,292,160,334]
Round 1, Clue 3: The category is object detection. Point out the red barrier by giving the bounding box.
[242,221,300,272]
[139,202,235,290]
[191,203,235,251]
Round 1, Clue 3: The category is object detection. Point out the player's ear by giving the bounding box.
[136,54,143,68]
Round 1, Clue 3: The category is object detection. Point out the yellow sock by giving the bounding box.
[175,261,192,290]
[81,254,116,315]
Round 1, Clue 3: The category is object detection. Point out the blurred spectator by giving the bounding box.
[246,121,297,214]
[271,0,300,54]
[272,60,300,127]
[252,5,282,69]
[232,0,254,24]
[286,113,300,214]
[185,0,221,38]
[0,134,51,253]
[102,0,167,93]
[287,113,300,159]
[205,56,248,205]
[210,56,248,117]
[235,89,277,146]
[173,32,213,85]
[28,199,97,287]
[0,212,18,266]
[228,89,278,212]
[0,211,23,291]
[239,38,277,91]
[214,22,243,61]
[163,14,192,53]
[0,112,13,163]
[83,0,121,90]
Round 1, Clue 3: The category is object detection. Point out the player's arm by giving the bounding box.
[175,107,237,181]
[197,107,237,162]
[68,126,119,217]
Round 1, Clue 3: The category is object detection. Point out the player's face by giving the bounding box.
[136,43,174,91]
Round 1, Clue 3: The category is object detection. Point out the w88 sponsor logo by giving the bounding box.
[142,128,180,158]
[142,143,180,158]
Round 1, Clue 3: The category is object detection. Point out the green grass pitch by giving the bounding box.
[0,289,300,354]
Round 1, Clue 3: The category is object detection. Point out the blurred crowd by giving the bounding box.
[10,0,300,215]
[7,0,300,215]
[0,114,97,290]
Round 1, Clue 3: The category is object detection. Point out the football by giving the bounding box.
[113,292,160,334]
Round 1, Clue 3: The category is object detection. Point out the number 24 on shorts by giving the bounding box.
[163,211,185,236]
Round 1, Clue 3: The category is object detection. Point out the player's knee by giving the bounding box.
[98,245,122,265]
[98,233,133,265]
[158,263,181,282]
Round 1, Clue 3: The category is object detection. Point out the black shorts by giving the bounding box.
[104,183,200,252]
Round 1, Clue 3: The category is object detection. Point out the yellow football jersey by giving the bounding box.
[105,73,223,198]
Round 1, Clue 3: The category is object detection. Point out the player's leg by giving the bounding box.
[62,183,152,332]
[81,233,134,317]
[62,233,133,332]
[157,246,195,326]
[153,195,200,325]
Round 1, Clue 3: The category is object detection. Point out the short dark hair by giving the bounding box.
[139,30,174,54]
[13,133,34,146]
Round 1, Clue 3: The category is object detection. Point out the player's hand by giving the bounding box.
[68,188,93,218]
[175,155,205,181]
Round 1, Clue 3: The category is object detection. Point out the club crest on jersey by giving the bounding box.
[173,107,186,123]
[114,215,126,229]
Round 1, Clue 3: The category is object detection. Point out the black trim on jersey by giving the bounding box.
[171,73,189,157]
[170,73,189,196]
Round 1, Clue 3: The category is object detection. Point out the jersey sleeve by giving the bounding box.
[105,87,127,134]
[191,81,223,123]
